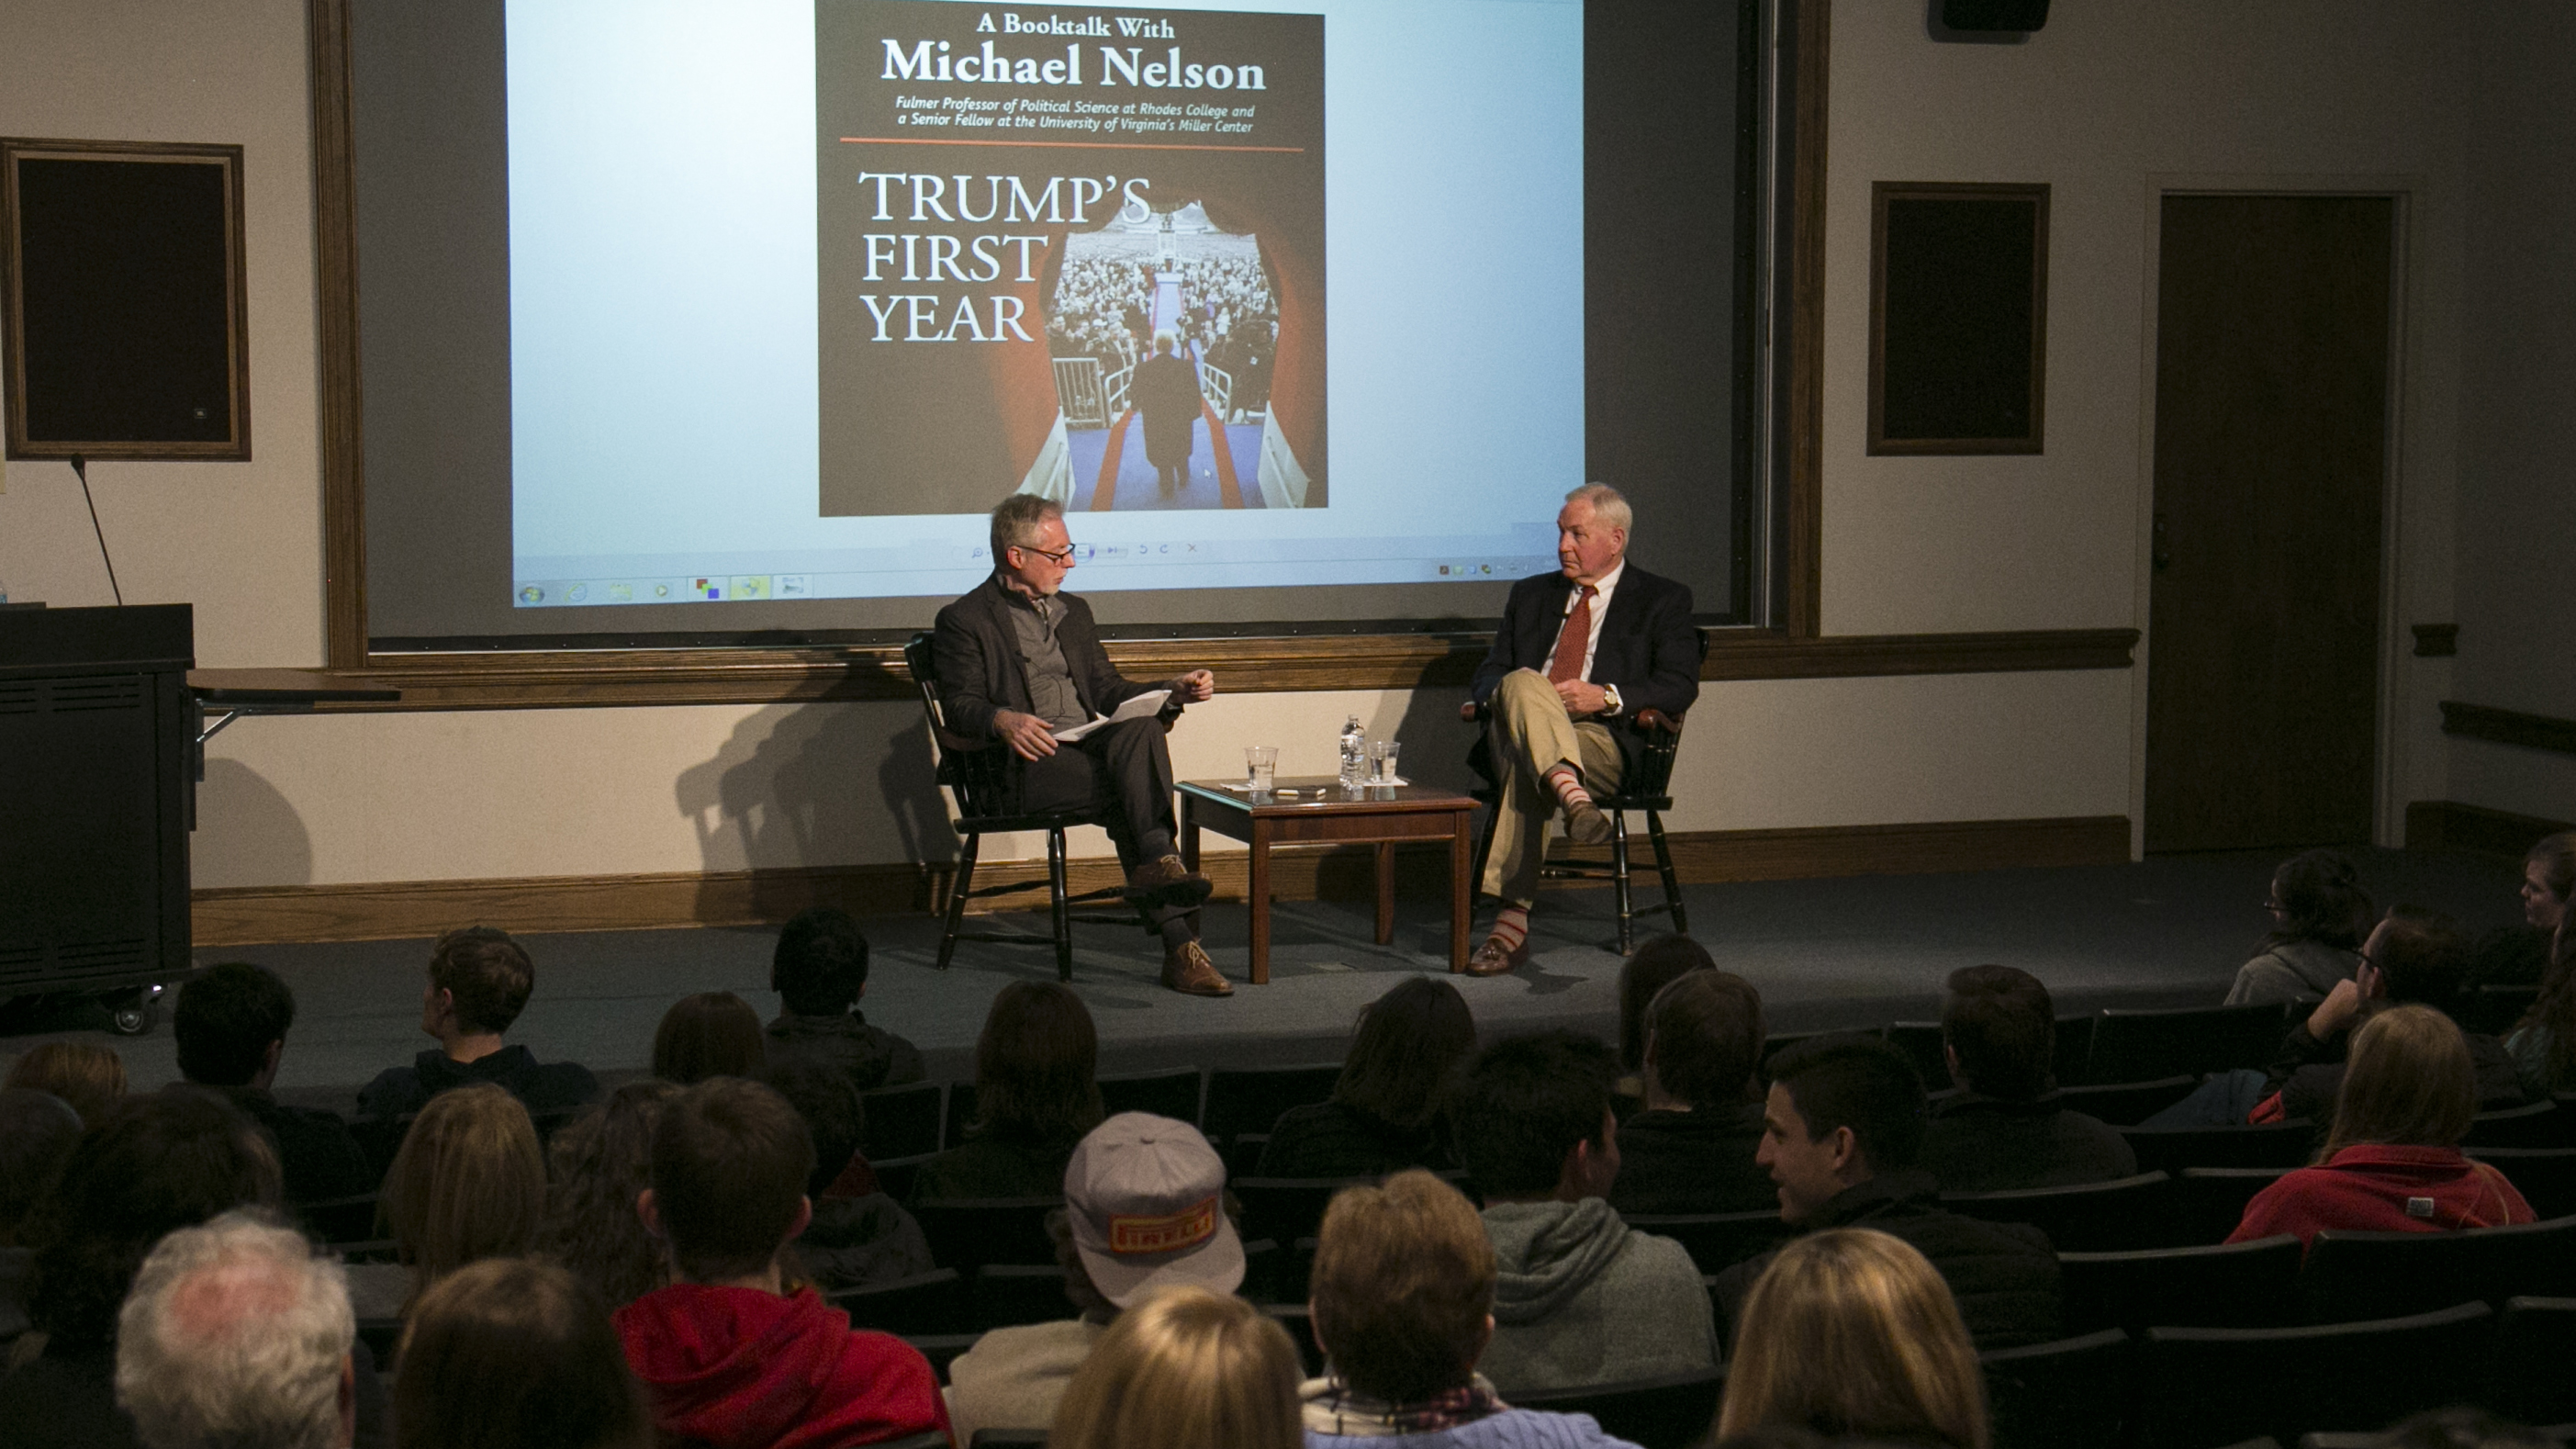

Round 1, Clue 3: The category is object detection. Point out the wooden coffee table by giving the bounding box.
[1177,777,1481,983]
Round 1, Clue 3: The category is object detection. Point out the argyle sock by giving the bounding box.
[1484,904,1530,955]
[1546,765,1595,816]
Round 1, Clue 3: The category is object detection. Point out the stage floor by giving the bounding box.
[0,846,2528,1113]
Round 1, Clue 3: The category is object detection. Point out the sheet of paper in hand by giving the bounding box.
[1053,689,1172,742]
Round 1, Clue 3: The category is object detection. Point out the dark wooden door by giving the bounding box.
[2145,195,2392,852]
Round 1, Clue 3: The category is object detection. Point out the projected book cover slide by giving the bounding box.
[818,1,1325,516]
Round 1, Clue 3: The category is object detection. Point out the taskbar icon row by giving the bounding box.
[514,575,812,606]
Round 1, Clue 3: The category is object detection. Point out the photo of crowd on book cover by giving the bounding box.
[817,0,1326,517]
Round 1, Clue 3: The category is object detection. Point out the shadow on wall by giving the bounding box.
[194,758,314,888]
[675,702,952,919]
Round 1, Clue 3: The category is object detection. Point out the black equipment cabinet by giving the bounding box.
[0,604,195,1029]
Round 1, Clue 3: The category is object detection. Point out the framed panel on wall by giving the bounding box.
[1,138,252,462]
[1868,181,2047,455]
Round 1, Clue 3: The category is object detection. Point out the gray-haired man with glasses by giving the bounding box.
[933,494,1231,995]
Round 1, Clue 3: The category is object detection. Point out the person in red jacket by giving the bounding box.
[616,1077,951,1449]
[2230,1005,2535,1251]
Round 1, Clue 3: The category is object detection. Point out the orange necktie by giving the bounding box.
[1548,585,1596,684]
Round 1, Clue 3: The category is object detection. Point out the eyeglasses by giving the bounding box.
[1015,544,1077,566]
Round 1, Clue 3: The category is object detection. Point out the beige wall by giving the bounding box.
[8,0,2555,894]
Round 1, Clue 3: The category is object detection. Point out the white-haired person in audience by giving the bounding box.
[397,1256,653,1449]
[1051,1285,1304,1449]
[1712,1228,1988,1449]
[1305,1169,1645,1448]
[114,1211,357,1449]
[946,1112,1246,1443]
[2230,1005,2534,1249]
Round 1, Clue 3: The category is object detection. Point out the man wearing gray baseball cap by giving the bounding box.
[946,1113,1247,1442]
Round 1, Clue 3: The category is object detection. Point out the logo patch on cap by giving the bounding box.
[2406,1196,2436,1219]
[1107,1195,1218,1256]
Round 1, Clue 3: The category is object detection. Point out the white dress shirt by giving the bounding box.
[1542,558,1624,690]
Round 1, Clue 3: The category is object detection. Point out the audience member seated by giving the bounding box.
[1304,1169,1644,1448]
[536,1080,680,1310]
[2257,909,2523,1121]
[174,961,373,1205]
[1050,1284,1303,1449]
[113,1212,356,1449]
[1257,977,1477,1178]
[0,1089,84,1342]
[913,981,1103,1202]
[762,1061,933,1292]
[4,1039,128,1127]
[2470,831,2573,988]
[1711,1228,1987,1449]
[1609,968,1775,1215]
[1715,1035,2061,1352]
[1447,1031,1718,1393]
[652,992,767,1085]
[2230,1005,2534,1249]
[357,927,601,1121]
[0,1087,329,1449]
[2503,912,2576,1095]
[2224,848,2370,1005]
[350,1082,544,1319]
[766,908,925,1094]
[1922,965,2136,1191]
[1614,935,1718,1106]
[616,1077,949,1449]
[396,1256,653,1449]
[948,1112,1246,1442]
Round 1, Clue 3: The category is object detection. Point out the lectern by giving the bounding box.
[0,604,195,1028]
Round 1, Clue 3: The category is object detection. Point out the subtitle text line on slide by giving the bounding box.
[839,137,1305,152]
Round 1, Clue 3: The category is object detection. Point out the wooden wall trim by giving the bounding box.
[188,627,2137,713]
[2403,800,2572,856]
[192,813,2131,946]
[308,0,366,671]
[2441,701,2576,757]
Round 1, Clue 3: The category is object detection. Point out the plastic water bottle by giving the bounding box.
[1338,714,1365,789]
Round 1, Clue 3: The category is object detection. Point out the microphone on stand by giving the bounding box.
[70,455,124,606]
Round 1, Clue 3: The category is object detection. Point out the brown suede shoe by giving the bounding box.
[1563,799,1616,847]
[1462,933,1529,977]
[1162,939,1233,996]
[1125,854,1215,910]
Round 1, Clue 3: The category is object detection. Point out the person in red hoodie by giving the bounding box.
[2230,1005,2535,1251]
[616,1076,951,1448]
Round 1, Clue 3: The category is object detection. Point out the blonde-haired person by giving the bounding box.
[1714,1229,1987,1449]
[2231,1005,2534,1249]
[1305,1170,1644,1447]
[348,1082,545,1317]
[1051,1285,1303,1449]
[4,1039,128,1126]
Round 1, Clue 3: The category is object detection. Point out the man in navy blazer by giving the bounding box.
[1464,484,1701,974]
[932,495,1232,995]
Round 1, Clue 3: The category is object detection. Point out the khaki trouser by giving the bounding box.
[1480,668,1625,907]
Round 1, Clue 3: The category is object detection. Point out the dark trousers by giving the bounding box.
[1014,717,1194,941]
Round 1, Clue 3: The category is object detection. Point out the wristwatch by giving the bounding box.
[1601,683,1624,717]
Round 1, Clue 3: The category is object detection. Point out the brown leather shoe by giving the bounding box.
[1563,799,1615,847]
[1162,939,1233,996]
[1462,933,1529,977]
[1126,854,1215,910]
